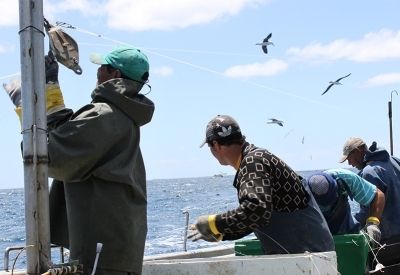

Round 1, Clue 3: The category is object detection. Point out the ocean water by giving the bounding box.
[0,171,323,270]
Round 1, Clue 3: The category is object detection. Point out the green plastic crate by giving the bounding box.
[234,234,370,275]
[234,239,263,256]
[333,234,370,275]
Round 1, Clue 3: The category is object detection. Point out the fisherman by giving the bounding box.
[188,115,334,254]
[340,137,400,270]
[307,169,385,241]
[4,46,155,275]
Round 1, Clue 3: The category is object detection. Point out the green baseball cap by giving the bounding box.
[90,46,149,82]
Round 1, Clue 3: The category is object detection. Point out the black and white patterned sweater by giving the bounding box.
[215,142,310,240]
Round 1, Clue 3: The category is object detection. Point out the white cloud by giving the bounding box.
[0,0,104,27]
[105,0,268,31]
[287,29,400,63]
[152,66,173,77]
[365,73,400,87]
[45,0,105,17]
[2,0,269,31]
[223,59,288,78]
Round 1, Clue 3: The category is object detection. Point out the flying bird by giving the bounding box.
[267,118,283,126]
[256,33,274,54]
[322,73,351,95]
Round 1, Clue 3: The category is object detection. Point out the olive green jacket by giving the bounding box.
[48,78,154,274]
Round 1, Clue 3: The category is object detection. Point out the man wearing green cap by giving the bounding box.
[4,46,155,275]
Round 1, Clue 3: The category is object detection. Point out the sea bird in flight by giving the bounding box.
[322,73,351,95]
[267,118,283,126]
[256,33,274,54]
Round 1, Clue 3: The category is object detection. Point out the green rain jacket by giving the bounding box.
[47,78,154,274]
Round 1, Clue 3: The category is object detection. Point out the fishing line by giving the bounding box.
[11,245,34,275]
[311,253,340,274]
[0,72,20,80]
[55,21,338,110]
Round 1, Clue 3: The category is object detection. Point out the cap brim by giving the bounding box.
[89,53,106,65]
[199,140,207,148]
[338,155,348,163]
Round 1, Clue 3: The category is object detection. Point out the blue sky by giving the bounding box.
[1,0,400,189]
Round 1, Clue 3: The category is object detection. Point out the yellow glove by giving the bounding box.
[45,83,65,115]
[3,80,65,125]
[187,215,223,242]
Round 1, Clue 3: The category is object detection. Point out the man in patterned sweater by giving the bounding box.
[189,115,334,254]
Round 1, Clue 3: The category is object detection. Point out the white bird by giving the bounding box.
[322,73,351,95]
[256,33,274,54]
[267,118,283,126]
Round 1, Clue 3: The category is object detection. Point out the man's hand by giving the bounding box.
[187,215,223,242]
[365,223,381,245]
[45,51,59,84]
[3,79,22,107]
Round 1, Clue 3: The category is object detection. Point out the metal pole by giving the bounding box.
[183,210,189,252]
[19,0,51,274]
[389,90,398,156]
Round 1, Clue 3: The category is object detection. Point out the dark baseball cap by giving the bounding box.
[200,115,242,148]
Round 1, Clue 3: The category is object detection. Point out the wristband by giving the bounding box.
[366,216,380,225]
[208,215,221,235]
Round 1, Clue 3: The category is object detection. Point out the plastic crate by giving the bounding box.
[234,239,263,256]
[333,234,370,275]
[235,234,370,275]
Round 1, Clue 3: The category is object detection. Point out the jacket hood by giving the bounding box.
[364,141,390,162]
[91,78,154,126]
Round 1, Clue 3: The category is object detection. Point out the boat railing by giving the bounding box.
[3,245,65,272]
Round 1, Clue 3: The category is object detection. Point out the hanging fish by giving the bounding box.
[44,18,82,75]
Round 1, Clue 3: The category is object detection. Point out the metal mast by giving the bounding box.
[389,90,398,156]
[19,0,51,273]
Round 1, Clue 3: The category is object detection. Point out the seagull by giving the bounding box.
[322,73,351,95]
[256,33,274,54]
[267,118,283,126]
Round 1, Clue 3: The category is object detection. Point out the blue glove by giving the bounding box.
[188,215,223,242]
[3,79,22,107]
[45,51,59,84]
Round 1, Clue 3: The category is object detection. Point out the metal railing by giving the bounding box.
[3,245,65,272]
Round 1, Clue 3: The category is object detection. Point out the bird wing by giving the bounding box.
[277,122,283,126]
[321,83,334,95]
[264,33,272,42]
[262,45,268,54]
[336,73,351,82]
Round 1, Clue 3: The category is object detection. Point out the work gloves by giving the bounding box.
[3,53,65,122]
[364,223,381,246]
[363,216,381,249]
[188,215,223,242]
[3,79,22,107]
[45,51,59,84]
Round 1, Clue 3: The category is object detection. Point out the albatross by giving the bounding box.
[322,73,351,95]
[267,118,283,126]
[256,33,274,54]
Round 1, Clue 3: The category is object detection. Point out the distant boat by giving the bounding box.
[213,172,227,178]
